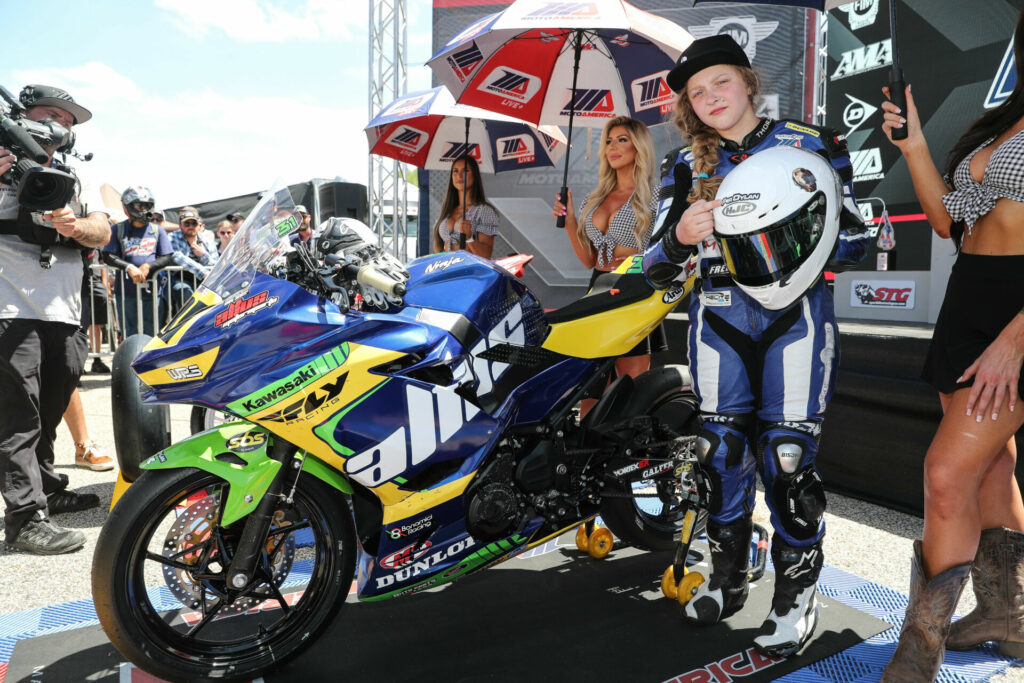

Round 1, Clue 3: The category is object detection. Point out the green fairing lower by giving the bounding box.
[140,421,352,525]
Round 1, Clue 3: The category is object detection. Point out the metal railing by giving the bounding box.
[84,265,202,360]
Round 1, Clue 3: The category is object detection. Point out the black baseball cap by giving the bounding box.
[666,35,751,94]
[19,84,92,124]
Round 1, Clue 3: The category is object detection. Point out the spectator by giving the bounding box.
[169,206,218,310]
[151,207,169,231]
[227,211,245,233]
[101,186,173,337]
[0,84,111,554]
[289,204,313,248]
[81,247,111,373]
[62,388,113,471]
[215,219,235,250]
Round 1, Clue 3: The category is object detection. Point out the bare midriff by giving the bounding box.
[962,199,1024,255]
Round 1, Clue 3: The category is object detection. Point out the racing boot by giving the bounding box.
[947,527,1024,656]
[684,516,752,625]
[881,541,971,682]
[754,536,823,657]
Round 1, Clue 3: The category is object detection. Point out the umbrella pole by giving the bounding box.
[887,0,908,141]
[460,117,469,250]
[556,29,584,230]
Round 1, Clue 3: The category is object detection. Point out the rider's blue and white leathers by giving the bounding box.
[643,118,871,548]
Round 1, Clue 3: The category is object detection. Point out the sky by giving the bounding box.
[1,0,435,209]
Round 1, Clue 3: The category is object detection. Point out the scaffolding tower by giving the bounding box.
[368,0,409,260]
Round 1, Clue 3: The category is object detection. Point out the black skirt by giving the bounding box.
[587,269,669,357]
[922,253,1024,396]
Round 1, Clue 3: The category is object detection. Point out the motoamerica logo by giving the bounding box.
[561,88,615,117]
[214,290,278,328]
[479,67,541,105]
[497,134,535,163]
[631,72,674,113]
[261,374,348,422]
[447,41,483,83]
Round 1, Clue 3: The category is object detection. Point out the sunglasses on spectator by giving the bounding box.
[182,220,199,227]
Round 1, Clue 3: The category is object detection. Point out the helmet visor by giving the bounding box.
[716,191,827,288]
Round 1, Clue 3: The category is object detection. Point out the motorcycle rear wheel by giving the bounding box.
[599,365,705,551]
[92,467,355,682]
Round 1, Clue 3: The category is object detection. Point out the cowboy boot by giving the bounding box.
[881,541,972,682]
[684,515,753,625]
[753,536,823,657]
[947,527,1024,657]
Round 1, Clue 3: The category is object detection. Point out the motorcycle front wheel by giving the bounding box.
[92,467,355,682]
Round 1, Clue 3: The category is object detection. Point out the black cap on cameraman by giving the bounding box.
[19,84,92,125]
[666,35,751,94]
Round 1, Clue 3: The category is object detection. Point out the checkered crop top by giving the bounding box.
[942,129,1024,234]
[579,186,660,268]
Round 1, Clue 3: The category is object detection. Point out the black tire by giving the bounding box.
[92,467,356,682]
[111,333,171,481]
[599,365,705,551]
[190,406,233,435]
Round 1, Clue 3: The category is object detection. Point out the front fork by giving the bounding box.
[225,439,305,593]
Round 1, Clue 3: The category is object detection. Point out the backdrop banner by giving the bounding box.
[430,0,810,307]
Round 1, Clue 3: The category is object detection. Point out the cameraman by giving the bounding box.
[0,85,110,554]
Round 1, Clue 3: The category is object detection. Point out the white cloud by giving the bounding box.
[155,0,368,42]
[13,63,373,208]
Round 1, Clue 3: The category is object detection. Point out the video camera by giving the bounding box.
[0,85,78,211]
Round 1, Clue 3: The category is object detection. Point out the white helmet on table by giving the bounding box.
[712,146,841,311]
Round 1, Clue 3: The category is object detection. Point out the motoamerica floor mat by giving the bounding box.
[0,535,1017,682]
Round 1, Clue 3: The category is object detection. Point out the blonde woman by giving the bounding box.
[553,116,666,382]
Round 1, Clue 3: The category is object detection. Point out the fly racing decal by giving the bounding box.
[497,134,536,163]
[478,67,541,105]
[261,373,348,423]
[446,41,483,83]
[227,343,350,415]
[631,72,674,113]
[214,290,279,328]
[561,89,615,118]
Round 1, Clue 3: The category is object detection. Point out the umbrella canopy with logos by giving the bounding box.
[691,0,908,140]
[366,86,567,247]
[427,0,694,227]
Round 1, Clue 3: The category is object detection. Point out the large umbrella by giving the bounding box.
[427,0,694,227]
[691,0,908,140]
[366,86,567,248]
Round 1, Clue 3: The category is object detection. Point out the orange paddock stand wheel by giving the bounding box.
[575,524,590,553]
[661,565,680,600]
[677,570,705,606]
[587,527,614,559]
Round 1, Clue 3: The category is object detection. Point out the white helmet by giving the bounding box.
[712,146,841,311]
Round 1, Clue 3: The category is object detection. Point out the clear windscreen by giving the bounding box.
[200,181,300,300]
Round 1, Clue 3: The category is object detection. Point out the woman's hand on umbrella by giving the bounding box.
[881,84,924,152]
[458,219,472,236]
[678,199,721,245]
[553,188,574,221]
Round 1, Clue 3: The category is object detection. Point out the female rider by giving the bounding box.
[878,9,1024,679]
[432,154,499,260]
[552,116,667,390]
[641,35,870,657]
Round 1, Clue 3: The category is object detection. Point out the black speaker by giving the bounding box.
[318,181,367,223]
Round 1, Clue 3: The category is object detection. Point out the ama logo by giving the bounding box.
[447,41,483,84]
[497,134,536,163]
[440,142,481,162]
[562,89,615,118]
[631,71,674,113]
[387,126,429,154]
[479,67,541,105]
[986,40,1016,109]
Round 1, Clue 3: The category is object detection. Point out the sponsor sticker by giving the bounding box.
[387,515,434,540]
[832,40,892,80]
[478,67,541,106]
[851,148,884,183]
[850,280,915,309]
[375,537,477,587]
[496,134,536,163]
[166,364,204,381]
[631,72,674,114]
[561,88,615,118]
[226,430,267,454]
[386,126,430,154]
[226,343,350,415]
[783,122,820,137]
[214,290,279,328]
[663,283,685,304]
[425,256,464,274]
[843,93,878,136]
[380,542,432,569]
[839,0,880,31]
[701,290,732,307]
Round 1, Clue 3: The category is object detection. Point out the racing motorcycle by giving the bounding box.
[92,183,703,682]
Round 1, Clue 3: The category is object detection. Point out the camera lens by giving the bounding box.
[15,163,78,212]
